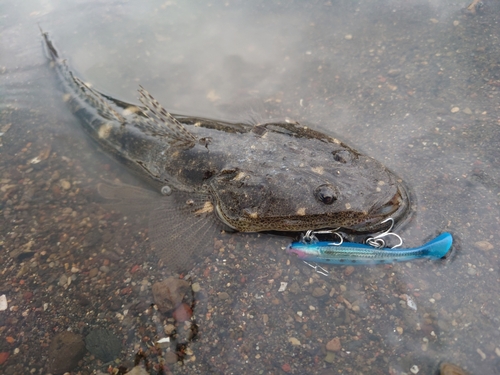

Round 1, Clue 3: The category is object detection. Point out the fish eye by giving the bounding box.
[314,184,337,205]
[332,150,353,163]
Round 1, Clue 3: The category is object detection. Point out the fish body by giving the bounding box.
[287,232,453,265]
[41,30,412,271]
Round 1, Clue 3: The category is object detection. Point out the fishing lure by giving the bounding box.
[287,220,453,266]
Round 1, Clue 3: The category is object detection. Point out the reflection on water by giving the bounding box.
[1,0,500,374]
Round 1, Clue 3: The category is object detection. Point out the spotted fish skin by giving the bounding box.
[42,30,413,271]
[287,233,453,265]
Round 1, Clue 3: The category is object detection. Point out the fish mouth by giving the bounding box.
[350,180,412,233]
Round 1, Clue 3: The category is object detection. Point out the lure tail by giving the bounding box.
[420,232,453,259]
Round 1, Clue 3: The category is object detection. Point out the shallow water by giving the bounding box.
[1,1,500,374]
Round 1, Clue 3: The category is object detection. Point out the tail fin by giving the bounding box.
[424,232,453,258]
[39,26,59,61]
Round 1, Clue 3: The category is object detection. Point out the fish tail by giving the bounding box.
[422,232,453,259]
[39,26,59,61]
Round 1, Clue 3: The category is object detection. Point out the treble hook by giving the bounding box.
[365,218,403,249]
[302,228,342,245]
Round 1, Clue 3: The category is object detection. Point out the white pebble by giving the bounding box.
[0,294,7,311]
[410,365,419,374]
[278,282,288,292]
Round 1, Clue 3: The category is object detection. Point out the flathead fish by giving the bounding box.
[41,30,412,271]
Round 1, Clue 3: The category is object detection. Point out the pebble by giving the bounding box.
[58,274,68,286]
[191,282,201,293]
[164,351,178,364]
[344,34,353,40]
[59,179,71,190]
[312,287,327,298]
[164,324,175,335]
[0,352,9,365]
[474,240,493,251]
[463,107,472,115]
[344,266,354,276]
[152,277,190,313]
[387,69,401,77]
[467,268,477,276]
[410,365,419,374]
[476,348,486,360]
[88,268,98,278]
[0,294,7,311]
[48,331,86,374]
[451,107,460,113]
[324,351,335,363]
[173,303,193,322]
[288,337,301,346]
[218,292,230,300]
[440,362,470,375]
[125,366,149,375]
[326,337,341,352]
[85,328,122,362]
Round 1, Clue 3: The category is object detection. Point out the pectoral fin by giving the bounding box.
[149,192,223,273]
[97,182,221,272]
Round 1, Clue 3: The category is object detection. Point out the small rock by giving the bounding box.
[312,287,327,298]
[164,324,175,335]
[326,337,341,352]
[387,69,401,77]
[344,34,353,40]
[58,274,68,286]
[0,352,9,365]
[474,240,493,251]
[344,266,355,276]
[451,107,460,113]
[48,331,86,374]
[0,294,7,311]
[218,292,230,300]
[88,268,98,278]
[152,277,190,313]
[125,366,149,375]
[396,326,404,334]
[191,282,201,293]
[440,362,469,375]
[324,351,336,363]
[59,179,71,190]
[288,337,301,346]
[410,364,419,374]
[288,281,301,294]
[85,329,122,362]
[467,268,477,276]
[282,363,291,372]
[463,107,472,115]
[173,303,192,322]
[164,351,178,364]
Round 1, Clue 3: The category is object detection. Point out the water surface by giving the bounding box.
[1,1,500,374]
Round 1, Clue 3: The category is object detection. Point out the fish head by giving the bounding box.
[208,134,411,233]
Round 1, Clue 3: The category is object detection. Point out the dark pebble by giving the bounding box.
[48,331,86,374]
[85,328,122,362]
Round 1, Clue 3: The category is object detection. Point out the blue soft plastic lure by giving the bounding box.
[286,232,453,265]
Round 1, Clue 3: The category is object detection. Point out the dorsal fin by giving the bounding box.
[138,86,198,149]
[71,74,126,123]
